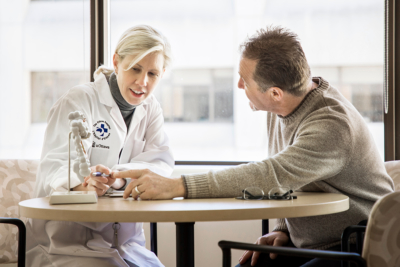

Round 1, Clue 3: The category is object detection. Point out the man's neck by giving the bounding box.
[279,81,318,117]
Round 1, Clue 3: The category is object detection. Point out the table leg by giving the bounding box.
[262,219,269,235]
[175,222,195,267]
[150,222,157,255]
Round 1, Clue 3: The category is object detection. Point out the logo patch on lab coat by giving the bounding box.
[92,141,110,149]
[93,120,111,140]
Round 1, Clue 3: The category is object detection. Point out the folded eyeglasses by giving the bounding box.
[236,186,297,200]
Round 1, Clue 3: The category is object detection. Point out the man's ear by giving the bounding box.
[113,53,119,74]
[269,87,284,102]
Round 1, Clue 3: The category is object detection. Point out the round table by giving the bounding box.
[19,192,349,267]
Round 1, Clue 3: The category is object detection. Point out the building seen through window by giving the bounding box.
[31,72,87,123]
[153,68,234,123]
[0,0,384,161]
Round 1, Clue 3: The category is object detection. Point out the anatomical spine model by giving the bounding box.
[68,111,91,181]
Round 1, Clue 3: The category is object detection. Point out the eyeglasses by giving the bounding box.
[235,186,297,200]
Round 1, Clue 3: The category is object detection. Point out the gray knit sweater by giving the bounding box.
[183,77,394,249]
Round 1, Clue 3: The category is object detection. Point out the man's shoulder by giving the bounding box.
[306,80,359,124]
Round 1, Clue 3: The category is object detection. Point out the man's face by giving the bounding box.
[237,57,271,112]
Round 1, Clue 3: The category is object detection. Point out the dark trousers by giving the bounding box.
[235,243,356,267]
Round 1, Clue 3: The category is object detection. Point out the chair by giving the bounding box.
[384,160,400,190]
[340,160,400,257]
[0,219,26,267]
[219,190,400,267]
[0,159,38,266]
[341,220,367,254]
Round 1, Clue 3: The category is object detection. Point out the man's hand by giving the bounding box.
[238,231,289,266]
[113,169,186,200]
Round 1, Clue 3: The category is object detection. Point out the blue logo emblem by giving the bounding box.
[93,120,111,140]
[96,124,108,137]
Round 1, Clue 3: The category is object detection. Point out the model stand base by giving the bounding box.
[49,191,98,205]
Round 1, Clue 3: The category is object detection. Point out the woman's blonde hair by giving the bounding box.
[96,25,172,76]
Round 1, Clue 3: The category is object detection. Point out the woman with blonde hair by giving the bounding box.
[27,25,173,267]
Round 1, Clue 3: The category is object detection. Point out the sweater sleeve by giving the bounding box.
[183,173,210,198]
[272,219,289,233]
[182,112,353,199]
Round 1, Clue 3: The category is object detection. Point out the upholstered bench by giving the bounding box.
[0,159,38,266]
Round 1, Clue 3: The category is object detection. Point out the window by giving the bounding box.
[153,68,234,122]
[0,0,90,159]
[31,72,88,123]
[0,0,385,161]
[110,0,384,161]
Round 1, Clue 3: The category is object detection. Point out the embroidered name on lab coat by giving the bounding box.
[93,120,111,140]
[92,141,110,149]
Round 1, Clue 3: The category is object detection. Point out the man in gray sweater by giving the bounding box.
[113,26,394,266]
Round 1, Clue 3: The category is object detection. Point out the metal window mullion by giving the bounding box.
[103,0,111,67]
[384,0,396,161]
[90,0,96,82]
[90,0,110,82]
[394,0,400,160]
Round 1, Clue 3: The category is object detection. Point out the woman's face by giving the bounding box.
[113,52,165,105]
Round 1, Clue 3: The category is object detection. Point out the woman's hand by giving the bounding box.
[80,164,115,196]
[238,231,289,266]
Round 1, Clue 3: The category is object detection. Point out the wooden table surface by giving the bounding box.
[19,192,349,222]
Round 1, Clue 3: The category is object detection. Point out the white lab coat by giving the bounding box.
[26,69,174,267]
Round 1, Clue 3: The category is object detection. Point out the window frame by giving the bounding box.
[384,0,399,161]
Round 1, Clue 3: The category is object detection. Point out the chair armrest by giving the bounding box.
[341,225,366,252]
[218,240,366,267]
[357,220,368,226]
[0,218,26,267]
[341,225,367,267]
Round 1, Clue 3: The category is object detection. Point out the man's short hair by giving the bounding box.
[240,26,311,96]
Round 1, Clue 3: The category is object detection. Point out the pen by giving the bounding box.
[92,172,110,177]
